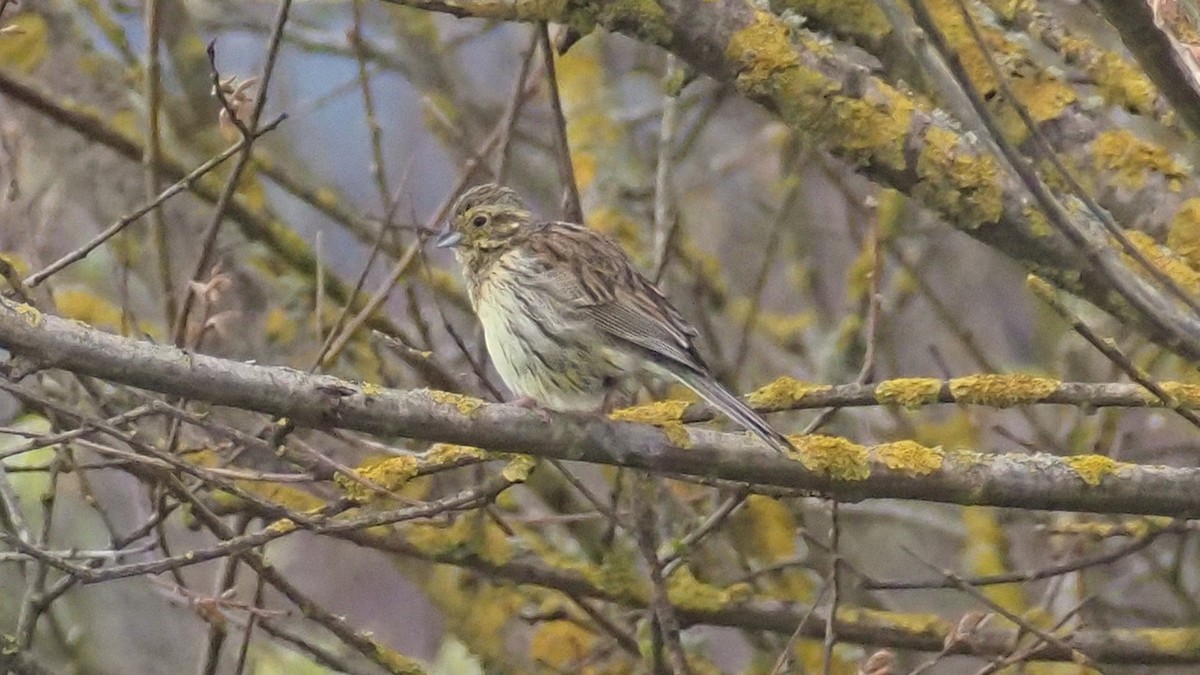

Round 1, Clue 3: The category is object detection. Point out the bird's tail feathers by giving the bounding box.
[674,370,795,454]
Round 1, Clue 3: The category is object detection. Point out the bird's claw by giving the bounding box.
[513,396,552,423]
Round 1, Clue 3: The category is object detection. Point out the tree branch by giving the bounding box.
[374,0,1200,363]
[2,297,1200,517]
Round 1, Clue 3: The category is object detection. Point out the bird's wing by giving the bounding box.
[526,222,707,374]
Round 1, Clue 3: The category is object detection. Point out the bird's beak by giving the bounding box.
[434,227,463,249]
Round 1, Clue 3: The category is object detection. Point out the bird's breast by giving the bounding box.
[469,255,635,410]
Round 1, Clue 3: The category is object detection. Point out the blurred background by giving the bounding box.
[1,0,1199,672]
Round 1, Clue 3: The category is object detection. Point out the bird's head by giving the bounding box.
[435,183,531,253]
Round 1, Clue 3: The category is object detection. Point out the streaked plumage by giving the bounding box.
[435,183,794,454]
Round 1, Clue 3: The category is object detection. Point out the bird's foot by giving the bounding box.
[512,396,552,423]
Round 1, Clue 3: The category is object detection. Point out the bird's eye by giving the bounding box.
[472,214,488,228]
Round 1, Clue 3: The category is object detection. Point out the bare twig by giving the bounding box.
[1029,276,1200,431]
[538,23,582,222]
[901,546,1097,668]
[143,0,175,328]
[633,474,690,674]
[651,54,682,284]
[822,500,840,674]
[173,1,293,345]
[23,116,285,289]
[865,519,1181,590]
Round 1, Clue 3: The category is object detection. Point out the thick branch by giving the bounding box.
[1091,0,1200,140]
[2,298,1199,517]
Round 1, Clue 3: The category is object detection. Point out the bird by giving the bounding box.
[434,183,795,454]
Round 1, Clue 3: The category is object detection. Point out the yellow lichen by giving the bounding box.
[725,10,802,97]
[424,443,491,464]
[529,545,605,589]
[0,252,29,277]
[263,307,297,345]
[790,435,870,480]
[1089,52,1159,114]
[1168,198,1200,269]
[745,376,831,411]
[611,400,694,448]
[1113,627,1200,656]
[427,390,486,416]
[239,482,327,512]
[926,0,1075,138]
[1049,517,1166,540]
[962,507,1027,614]
[405,517,513,566]
[410,565,521,664]
[658,423,693,448]
[831,84,915,170]
[845,244,876,304]
[835,606,947,636]
[1158,382,1200,407]
[985,0,1035,22]
[1021,202,1055,239]
[54,290,125,331]
[500,455,537,482]
[596,550,646,601]
[874,441,944,475]
[729,12,910,171]
[592,0,672,44]
[666,566,751,611]
[1122,230,1200,294]
[753,309,814,348]
[875,378,943,408]
[265,518,297,534]
[1092,129,1187,191]
[610,399,691,424]
[948,373,1059,407]
[372,642,426,675]
[730,495,798,563]
[1065,454,1122,487]
[0,13,48,73]
[781,0,892,46]
[13,303,42,327]
[529,620,596,670]
[556,39,624,193]
[1001,71,1078,128]
[360,382,385,397]
[335,456,420,504]
[915,126,1004,227]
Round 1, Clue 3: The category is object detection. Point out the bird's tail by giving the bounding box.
[672,369,795,454]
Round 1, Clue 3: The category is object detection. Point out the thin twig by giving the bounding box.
[651,54,682,284]
[143,0,176,329]
[821,500,840,673]
[632,474,690,674]
[494,29,541,183]
[23,117,284,289]
[902,546,1098,669]
[197,515,249,675]
[173,1,293,345]
[865,521,1179,590]
[768,582,831,675]
[661,489,747,575]
[538,23,582,222]
[732,174,803,378]
[801,209,882,434]
[1029,276,1200,431]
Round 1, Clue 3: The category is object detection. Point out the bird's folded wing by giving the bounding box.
[585,296,707,374]
[530,221,708,374]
